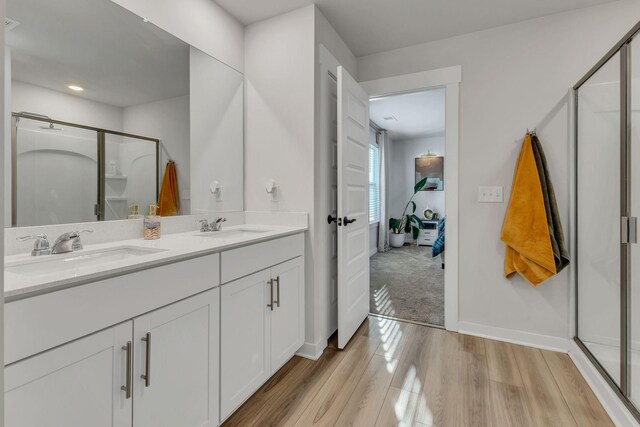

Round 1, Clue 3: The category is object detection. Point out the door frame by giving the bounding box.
[360,66,462,332]
[318,46,342,344]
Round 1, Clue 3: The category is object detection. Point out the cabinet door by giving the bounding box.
[133,288,219,427]
[270,257,305,372]
[5,321,132,427]
[220,269,271,420]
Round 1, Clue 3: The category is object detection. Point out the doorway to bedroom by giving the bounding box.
[368,88,446,327]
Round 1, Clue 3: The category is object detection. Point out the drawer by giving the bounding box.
[5,253,220,365]
[221,233,304,283]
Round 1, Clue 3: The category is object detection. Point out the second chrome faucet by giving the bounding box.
[198,217,227,232]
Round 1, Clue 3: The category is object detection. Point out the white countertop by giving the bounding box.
[4,224,306,302]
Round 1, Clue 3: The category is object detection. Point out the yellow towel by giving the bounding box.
[501,134,556,286]
[158,161,179,216]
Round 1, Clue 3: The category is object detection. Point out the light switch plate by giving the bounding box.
[478,186,504,203]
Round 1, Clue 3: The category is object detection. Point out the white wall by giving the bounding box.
[123,95,190,213]
[244,5,317,350]
[190,47,244,214]
[110,0,244,73]
[315,9,357,77]
[12,81,123,131]
[389,136,445,225]
[357,0,640,341]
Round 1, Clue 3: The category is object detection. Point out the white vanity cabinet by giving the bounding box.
[220,269,272,419]
[220,235,305,420]
[4,231,306,427]
[5,322,133,427]
[5,288,220,427]
[133,288,219,427]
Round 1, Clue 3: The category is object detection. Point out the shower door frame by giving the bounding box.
[573,19,640,422]
[11,112,160,226]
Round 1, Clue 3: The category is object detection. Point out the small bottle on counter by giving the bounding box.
[144,204,161,240]
[128,203,143,220]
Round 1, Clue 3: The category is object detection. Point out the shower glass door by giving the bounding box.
[575,22,640,421]
[630,36,640,408]
[13,116,98,226]
[576,51,622,386]
[104,133,159,220]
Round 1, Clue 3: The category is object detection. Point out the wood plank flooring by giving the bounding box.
[222,316,613,427]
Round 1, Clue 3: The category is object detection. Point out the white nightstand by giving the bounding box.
[417,220,439,246]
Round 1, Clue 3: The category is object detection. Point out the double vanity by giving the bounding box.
[3,0,305,425]
[4,222,307,427]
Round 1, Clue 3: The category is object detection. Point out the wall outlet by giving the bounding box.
[478,186,504,203]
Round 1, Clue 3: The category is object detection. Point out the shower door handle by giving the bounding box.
[629,217,637,244]
[622,217,637,244]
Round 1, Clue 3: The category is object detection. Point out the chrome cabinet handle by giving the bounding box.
[267,279,274,311]
[274,276,280,308]
[121,341,132,399]
[141,332,151,387]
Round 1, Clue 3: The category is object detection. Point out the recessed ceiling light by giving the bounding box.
[67,85,84,92]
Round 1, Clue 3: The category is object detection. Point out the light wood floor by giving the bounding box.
[222,316,612,427]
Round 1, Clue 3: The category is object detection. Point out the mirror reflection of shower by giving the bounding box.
[10,113,159,227]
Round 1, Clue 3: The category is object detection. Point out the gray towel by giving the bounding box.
[530,134,570,273]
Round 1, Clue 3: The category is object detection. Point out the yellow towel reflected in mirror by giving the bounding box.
[158,161,179,216]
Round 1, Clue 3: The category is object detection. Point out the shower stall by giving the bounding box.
[10,112,159,226]
[574,21,640,420]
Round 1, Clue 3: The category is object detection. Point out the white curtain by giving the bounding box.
[377,130,390,252]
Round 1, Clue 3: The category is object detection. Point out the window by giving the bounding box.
[369,143,380,223]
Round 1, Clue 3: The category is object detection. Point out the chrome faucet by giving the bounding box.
[211,217,227,231]
[51,230,94,254]
[198,217,227,232]
[16,234,52,256]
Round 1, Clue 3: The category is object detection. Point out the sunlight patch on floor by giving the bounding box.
[369,310,434,425]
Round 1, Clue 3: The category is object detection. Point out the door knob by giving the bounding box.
[343,217,357,225]
[327,215,342,226]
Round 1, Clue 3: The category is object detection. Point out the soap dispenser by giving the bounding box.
[144,204,161,240]
[128,203,143,220]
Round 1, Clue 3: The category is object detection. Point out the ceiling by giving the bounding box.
[215,0,617,57]
[370,89,445,140]
[6,0,190,108]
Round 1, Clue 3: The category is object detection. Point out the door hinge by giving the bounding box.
[621,216,637,244]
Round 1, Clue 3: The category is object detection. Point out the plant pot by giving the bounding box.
[389,232,405,248]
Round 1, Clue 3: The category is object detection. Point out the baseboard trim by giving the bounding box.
[568,341,640,427]
[296,339,326,360]
[457,321,571,353]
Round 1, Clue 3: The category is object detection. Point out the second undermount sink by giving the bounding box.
[5,246,167,277]
[194,228,270,240]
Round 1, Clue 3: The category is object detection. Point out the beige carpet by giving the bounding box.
[370,244,444,326]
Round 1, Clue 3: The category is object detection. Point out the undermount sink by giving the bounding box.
[194,228,270,239]
[5,246,166,277]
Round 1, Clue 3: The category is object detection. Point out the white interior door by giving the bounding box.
[337,66,370,349]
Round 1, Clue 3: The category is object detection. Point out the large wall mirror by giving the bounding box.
[4,0,244,227]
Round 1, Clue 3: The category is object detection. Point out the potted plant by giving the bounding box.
[388,177,428,248]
